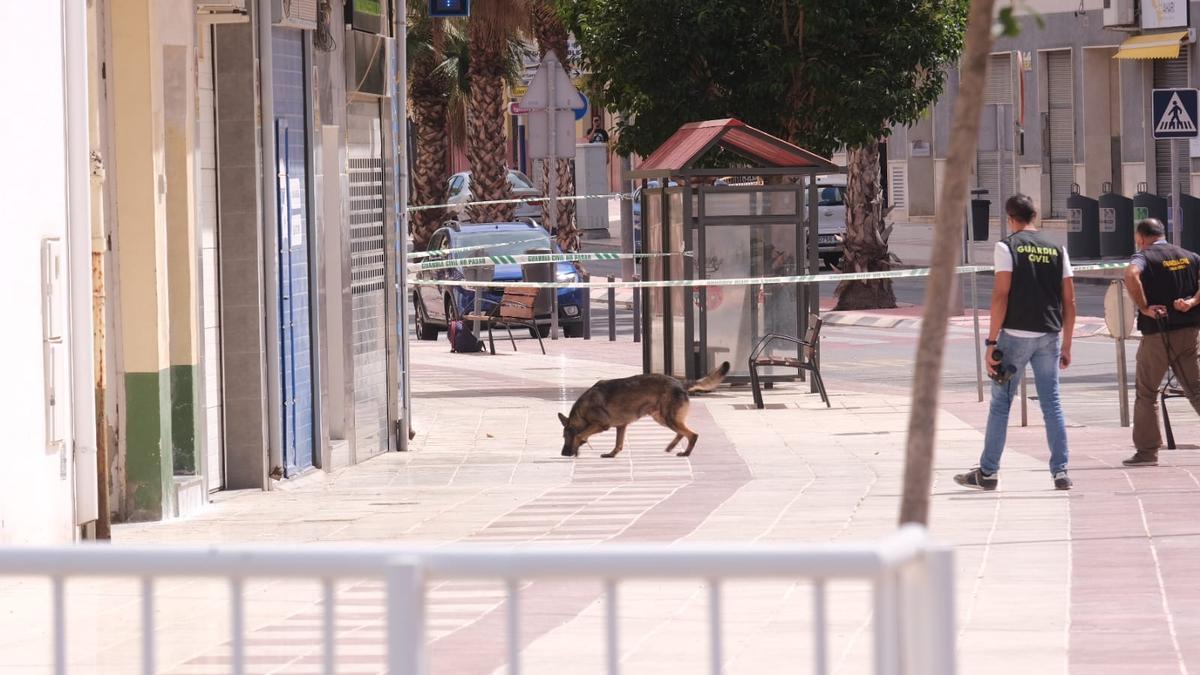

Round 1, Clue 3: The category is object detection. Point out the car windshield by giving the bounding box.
[818,186,845,206]
[453,230,552,257]
[507,171,535,190]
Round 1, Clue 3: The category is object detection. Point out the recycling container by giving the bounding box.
[1066,184,1100,259]
[1098,182,1134,258]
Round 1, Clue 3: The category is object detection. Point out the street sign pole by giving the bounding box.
[1172,139,1182,246]
[547,60,560,340]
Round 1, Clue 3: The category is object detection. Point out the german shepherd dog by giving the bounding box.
[559,362,730,458]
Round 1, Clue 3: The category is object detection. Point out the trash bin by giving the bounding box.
[1098,182,1134,259]
[1066,184,1100,259]
[1133,183,1168,225]
[1180,193,1200,252]
[970,189,990,241]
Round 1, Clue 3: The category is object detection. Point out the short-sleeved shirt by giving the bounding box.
[993,234,1074,338]
[1129,239,1169,272]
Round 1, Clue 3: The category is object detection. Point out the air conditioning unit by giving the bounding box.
[273,0,318,30]
[1103,0,1136,28]
[196,0,247,13]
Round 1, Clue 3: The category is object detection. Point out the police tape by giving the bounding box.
[407,250,692,273]
[408,265,998,290]
[406,236,551,260]
[407,192,632,213]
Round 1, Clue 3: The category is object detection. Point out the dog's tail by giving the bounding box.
[686,361,730,394]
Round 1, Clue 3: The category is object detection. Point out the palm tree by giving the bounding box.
[899,0,996,525]
[465,1,530,223]
[529,0,579,251]
[408,8,452,250]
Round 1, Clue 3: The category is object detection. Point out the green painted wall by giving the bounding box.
[124,370,174,521]
[170,365,197,475]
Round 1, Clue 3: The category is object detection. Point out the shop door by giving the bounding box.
[273,29,314,475]
[977,54,1014,218]
[198,28,224,490]
[1046,51,1075,218]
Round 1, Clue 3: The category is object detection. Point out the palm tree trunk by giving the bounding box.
[899,0,997,526]
[465,26,514,223]
[531,2,579,250]
[834,143,896,310]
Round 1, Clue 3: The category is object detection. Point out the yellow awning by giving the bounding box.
[1113,32,1189,60]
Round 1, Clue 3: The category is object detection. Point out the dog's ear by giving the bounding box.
[557,412,568,427]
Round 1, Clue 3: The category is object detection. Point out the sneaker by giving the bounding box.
[1122,453,1158,467]
[1053,471,1073,490]
[954,468,997,491]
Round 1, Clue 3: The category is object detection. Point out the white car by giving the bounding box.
[445,169,543,223]
[813,175,846,268]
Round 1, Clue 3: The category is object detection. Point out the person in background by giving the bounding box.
[585,115,609,144]
[1122,218,1200,466]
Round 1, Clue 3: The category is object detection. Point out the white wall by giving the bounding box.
[0,3,78,544]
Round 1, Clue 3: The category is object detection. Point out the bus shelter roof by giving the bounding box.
[626,118,838,180]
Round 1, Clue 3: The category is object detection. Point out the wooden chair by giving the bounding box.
[464,286,546,355]
[748,314,829,409]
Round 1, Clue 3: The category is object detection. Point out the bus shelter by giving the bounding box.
[627,119,839,383]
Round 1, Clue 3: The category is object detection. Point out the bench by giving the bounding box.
[748,313,829,409]
[464,286,547,355]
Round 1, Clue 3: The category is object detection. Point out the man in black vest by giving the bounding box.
[955,194,1076,491]
[1123,218,1200,466]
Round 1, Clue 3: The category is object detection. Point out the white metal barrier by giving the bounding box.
[0,524,954,675]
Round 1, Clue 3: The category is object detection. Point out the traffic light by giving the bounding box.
[429,0,469,17]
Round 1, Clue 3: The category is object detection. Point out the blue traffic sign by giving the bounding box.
[1153,88,1199,139]
[573,92,589,121]
[429,0,469,18]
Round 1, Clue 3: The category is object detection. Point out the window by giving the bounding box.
[818,186,845,206]
[455,230,553,257]
[507,170,535,190]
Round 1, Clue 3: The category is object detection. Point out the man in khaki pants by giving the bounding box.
[1124,219,1200,466]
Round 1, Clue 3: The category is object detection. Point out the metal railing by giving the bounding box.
[0,524,954,675]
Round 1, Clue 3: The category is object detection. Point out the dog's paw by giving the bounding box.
[600,452,617,458]
[676,451,692,457]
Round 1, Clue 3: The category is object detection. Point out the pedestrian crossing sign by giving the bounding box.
[1153,88,1199,139]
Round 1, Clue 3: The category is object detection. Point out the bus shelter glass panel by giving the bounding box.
[668,188,686,379]
[704,189,799,218]
[645,190,664,373]
[702,222,800,379]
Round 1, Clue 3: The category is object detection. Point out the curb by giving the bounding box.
[821,310,1115,339]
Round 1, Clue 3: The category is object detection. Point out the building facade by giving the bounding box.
[0,0,410,541]
[888,0,1199,225]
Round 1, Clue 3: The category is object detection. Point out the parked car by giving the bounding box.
[413,221,587,340]
[445,170,543,224]
[631,179,678,253]
[812,174,846,268]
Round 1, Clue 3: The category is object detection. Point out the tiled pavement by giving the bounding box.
[1,332,1199,673]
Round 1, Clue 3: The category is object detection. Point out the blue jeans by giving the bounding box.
[979,331,1070,475]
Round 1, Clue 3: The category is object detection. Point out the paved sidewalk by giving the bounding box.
[1,334,1198,673]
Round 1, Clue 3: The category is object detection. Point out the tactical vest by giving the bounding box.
[1001,230,1065,334]
[1137,242,1200,335]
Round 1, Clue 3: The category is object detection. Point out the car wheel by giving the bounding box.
[821,255,842,270]
[444,295,460,323]
[563,322,585,338]
[414,294,440,341]
[529,324,551,339]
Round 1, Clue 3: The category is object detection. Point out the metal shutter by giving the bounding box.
[1154,49,1190,197]
[198,33,224,491]
[347,101,389,460]
[890,163,907,210]
[1047,51,1074,218]
[976,54,1014,217]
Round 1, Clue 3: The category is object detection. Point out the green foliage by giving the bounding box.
[559,0,969,157]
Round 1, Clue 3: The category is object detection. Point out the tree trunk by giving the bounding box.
[409,19,450,251]
[465,24,514,223]
[834,144,896,310]
[531,3,579,250]
[899,0,997,526]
